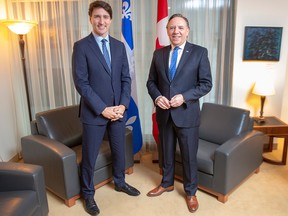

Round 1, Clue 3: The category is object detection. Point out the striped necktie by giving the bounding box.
[101,39,111,71]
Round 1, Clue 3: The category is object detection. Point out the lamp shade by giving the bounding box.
[0,19,37,35]
[252,77,275,96]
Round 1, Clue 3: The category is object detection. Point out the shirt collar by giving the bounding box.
[92,32,110,44]
[171,41,186,50]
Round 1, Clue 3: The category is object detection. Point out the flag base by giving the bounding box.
[133,152,141,163]
[152,150,159,163]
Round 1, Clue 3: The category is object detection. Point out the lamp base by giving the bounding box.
[254,116,266,124]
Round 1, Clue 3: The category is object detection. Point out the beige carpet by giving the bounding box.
[47,148,288,216]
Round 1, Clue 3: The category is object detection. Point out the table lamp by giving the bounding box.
[0,19,37,121]
[252,77,275,123]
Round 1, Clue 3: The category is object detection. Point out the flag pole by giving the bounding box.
[121,0,143,162]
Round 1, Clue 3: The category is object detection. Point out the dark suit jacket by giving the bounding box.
[72,33,131,125]
[147,42,212,128]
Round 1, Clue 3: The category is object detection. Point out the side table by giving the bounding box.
[253,116,288,165]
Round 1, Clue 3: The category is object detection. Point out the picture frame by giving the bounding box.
[243,26,283,61]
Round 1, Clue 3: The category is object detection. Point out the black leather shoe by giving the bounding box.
[84,198,100,215]
[115,183,141,196]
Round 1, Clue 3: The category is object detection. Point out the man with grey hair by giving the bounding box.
[146,13,212,213]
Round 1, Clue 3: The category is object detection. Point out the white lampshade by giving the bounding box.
[0,19,37,35]
[252,77,275,96]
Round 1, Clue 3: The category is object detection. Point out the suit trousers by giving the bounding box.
[81,120,126,199]
[159,115,199,196]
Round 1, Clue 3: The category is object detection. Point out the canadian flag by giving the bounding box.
[152,0,170,144]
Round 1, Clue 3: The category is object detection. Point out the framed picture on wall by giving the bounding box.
[243,26,283,61]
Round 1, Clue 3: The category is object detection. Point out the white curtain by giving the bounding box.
[5,0,234,149]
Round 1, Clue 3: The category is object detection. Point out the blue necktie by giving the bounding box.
[169,46,179,80]
[101,39,111,71]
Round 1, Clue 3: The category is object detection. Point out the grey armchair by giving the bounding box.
[21,105,134,207]
[159,103,265,202]
[0,162,49,216]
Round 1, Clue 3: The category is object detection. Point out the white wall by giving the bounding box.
[233,0,288,120]
[281,59,288,123]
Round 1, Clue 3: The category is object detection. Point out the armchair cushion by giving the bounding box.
[196,140,219,175]
[72,140,112,170]
[176,140,218,175]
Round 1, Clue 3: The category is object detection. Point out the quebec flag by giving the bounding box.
[121,0,143,154]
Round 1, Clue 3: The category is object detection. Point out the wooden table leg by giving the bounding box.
[263,136,274,152]
[281,137,287,165]
[263,136,287,165]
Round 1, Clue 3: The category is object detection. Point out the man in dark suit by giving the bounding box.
[72,1,140,215]
[146,13,212,213]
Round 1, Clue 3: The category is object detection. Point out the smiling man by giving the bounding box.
[146,14,212,213]
[72,1,140,215]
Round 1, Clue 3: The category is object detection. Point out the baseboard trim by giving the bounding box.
[8,153,22,162]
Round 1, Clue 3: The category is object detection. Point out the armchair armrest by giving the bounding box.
[213,130,265,194]
[21,135,80,200]
[0,162,49,215]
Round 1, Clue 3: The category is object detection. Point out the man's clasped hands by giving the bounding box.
[156,94,185,109]
[102,105,126,121]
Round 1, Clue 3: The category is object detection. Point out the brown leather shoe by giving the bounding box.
[146,185,174,197]
[186,196,199,213]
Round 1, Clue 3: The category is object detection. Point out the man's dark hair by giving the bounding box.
[88,0,113,19]
[167,13,190,29]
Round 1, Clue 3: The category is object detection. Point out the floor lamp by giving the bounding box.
[1,20,37,122]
